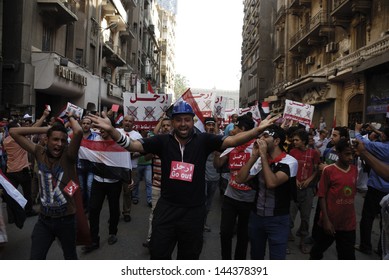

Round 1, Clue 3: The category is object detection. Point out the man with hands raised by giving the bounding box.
[236,124,298,259]
[87,101,279,260]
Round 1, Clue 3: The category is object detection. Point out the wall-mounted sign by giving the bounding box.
[57,65,87,86]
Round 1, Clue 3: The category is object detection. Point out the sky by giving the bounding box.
[175,0,244,91]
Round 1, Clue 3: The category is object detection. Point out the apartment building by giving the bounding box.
[241,0,389,127]
[0,0,176,119]
[240,0,276,108]
[157,2,176,95]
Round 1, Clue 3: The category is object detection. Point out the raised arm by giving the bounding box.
[87,112,145,153]
[213,152,228,169]
[32,109,51,127]
[235,142,260,184]
[153,113,166,135]
[66,115,83,161]
[355,139,389,181]
[221,114,280,150]
[257,139,289,189]
[9,126,49,154]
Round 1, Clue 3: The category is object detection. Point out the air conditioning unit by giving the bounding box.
[325,42,338,53]
[305,56,315,65]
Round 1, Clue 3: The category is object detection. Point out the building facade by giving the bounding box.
[0,0,177,119]
[241,0,389,128]
[157,1,176,95]
[240,0,276,108]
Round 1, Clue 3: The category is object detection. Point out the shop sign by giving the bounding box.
[366,104,389,115]
[57,65,87,86]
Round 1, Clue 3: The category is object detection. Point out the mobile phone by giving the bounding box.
[349,130,356,144]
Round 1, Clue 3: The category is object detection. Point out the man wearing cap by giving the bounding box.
[354,124,389,257]
[87,101,279,260]
[236,124,298,259]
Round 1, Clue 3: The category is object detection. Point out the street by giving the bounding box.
[0,183,381,260]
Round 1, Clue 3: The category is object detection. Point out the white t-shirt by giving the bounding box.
[117,128,142,168]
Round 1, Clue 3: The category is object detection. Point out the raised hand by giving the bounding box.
[87,111,114,132]
[258,114,281,131]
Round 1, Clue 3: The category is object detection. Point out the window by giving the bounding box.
[75,48,83,65]
[42,26,55,51]
[89,45,96,74]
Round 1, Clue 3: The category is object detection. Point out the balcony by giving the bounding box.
[273,47,285,63]
[103,41,126,67]
[119,27,136,41]
[120,0,137,8]
[289,0,311,7]
[306,35,389,82]
[331,0,372,25]
[37,0,78,26]
[289,11,332,51]
[102,0,128,27]
[274,5,286,26]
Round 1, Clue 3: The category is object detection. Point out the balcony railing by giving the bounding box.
[315,36,389,76]
[290,12,329,47]
[333,0,350,10]
[37,0,78,25]
[275,5,286,25]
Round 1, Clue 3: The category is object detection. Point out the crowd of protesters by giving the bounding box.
[0,102,388,260]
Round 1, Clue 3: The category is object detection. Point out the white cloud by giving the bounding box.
[175,0,243,91]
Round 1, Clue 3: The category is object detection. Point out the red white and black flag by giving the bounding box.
[78,139,132,183]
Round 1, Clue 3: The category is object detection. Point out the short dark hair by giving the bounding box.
[292,128,309,145]
[204,117,216,124]
[263,124,286,149]
[235,115,254,131]
[286,126,300,138]
[335,138,351,153]
[334,126,348,138]
[47,124,67,138]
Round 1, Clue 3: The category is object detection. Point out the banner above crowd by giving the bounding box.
[283,99,315,126]
[123,92,172,130]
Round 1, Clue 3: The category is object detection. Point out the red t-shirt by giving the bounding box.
[289,148,320,181]
[317,164,358,231]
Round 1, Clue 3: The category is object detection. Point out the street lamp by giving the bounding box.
[97,22,117,112]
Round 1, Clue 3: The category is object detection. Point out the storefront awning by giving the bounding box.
[32,52,87,97]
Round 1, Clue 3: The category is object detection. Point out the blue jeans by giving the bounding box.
[132,164,152,203]
[78,171,94,210]
[248,212,289,260]
[30,214,77,259]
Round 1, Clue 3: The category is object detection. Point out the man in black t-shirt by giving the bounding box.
[88,101,279,259]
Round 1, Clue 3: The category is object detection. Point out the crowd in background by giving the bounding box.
[0,105,388,260]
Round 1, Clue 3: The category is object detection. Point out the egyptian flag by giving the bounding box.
[115,113,124,125]
[147,80,155,94]
[78,139,132,183]
[0,170,27,229]
[180,88,206,132]
[165,88,206,132]
[387,105,389,118]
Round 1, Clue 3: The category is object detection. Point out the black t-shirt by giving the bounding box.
[140,131,225,207]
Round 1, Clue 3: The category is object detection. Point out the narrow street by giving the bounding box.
[0,183,381,260]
